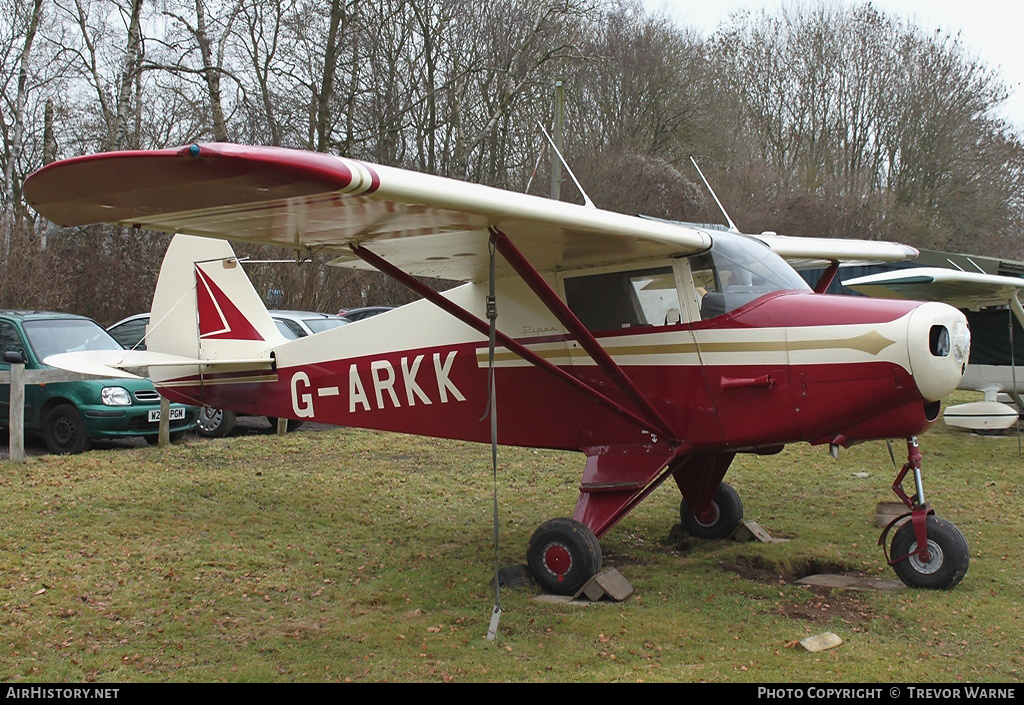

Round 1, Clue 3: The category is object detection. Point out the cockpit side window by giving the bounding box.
[564,266,682,332]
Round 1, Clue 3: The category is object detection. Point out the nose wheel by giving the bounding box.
[888,515,969,589]
[880,437,969,590]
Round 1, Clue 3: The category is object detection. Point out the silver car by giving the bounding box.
[107,310,349,437]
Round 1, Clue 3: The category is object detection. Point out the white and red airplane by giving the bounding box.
[24,143,973,593]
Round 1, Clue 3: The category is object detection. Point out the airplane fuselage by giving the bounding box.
[155,283,964,456]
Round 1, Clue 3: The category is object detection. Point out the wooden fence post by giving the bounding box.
[159,397,170,446]
[9,363,25,462]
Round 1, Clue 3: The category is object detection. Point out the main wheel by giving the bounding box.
[43,403,90,455]
[196,408,236,438]
[526,518,602,596]
[680,482,744,539]
[890,515,969,590]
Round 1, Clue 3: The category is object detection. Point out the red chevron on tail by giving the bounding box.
[195,264,264,341]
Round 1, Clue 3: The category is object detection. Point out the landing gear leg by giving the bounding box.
[879,437,969,589]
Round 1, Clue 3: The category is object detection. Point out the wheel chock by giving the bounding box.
[493,564,533,589]
[731,521,787,543]
[574,568,634,602]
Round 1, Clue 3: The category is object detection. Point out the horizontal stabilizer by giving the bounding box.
[44,350,274,380]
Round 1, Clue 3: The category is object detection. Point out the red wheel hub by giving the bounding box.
[543,543,572,579]
[695,502,720,527]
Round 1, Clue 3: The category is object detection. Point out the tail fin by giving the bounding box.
[147,234,282,361]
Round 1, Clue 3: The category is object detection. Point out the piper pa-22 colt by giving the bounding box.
[24,143,973,593]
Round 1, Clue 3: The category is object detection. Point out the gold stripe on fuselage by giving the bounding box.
[475,329,896,366]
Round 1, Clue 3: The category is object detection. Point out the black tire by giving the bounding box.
[196,408,236,438]
[267,417,303,432]
[890,515,969,590]
[680,482,744,539]
[42,403,90,455]
[526,518,602,596]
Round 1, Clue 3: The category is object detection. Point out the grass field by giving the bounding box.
[2,400,1022,683]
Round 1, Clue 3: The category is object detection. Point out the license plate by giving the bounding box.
[149,407,186,422]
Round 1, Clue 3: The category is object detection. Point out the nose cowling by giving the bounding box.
[907,302,970,402]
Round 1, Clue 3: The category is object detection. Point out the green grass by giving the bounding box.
[2,398,1023,682]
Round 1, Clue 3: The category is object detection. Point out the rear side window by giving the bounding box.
[564,266,681,332]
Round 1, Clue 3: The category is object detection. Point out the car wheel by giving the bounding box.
[43,403,91,455]
[196,407,236,438]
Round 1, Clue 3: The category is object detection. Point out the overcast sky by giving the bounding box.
[645,0,1024,130]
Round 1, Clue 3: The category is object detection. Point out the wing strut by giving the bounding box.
[489,228,679,443]
[348,243,669,438]
[813,261,840,293]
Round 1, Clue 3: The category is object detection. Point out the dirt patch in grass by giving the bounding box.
[773,585,877,625]
[720,557,878,625]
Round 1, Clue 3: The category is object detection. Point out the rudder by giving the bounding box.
[147,234,282,363]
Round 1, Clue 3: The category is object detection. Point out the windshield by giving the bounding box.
[691,233,810,320]
[302,317,349,334]
[24,318,124,360]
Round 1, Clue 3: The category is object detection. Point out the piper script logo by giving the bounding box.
[290,351,466,418]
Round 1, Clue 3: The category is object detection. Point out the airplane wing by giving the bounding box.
[638,218,921,269]
[23,143,713,282]
[753,233,919,269]
[844,267,1024,311]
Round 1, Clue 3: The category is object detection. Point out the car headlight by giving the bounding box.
[101,386,133,406]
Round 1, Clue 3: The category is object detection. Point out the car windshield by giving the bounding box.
[24,318,124,359]
[302,317,349,334]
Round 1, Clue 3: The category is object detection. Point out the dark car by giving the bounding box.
[337,306,394,322]
[0,310,198,454]
[108,310,348,437]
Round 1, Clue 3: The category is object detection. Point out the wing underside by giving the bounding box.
[24,143,714,281]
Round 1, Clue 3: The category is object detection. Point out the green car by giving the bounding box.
[0,310,198,454]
